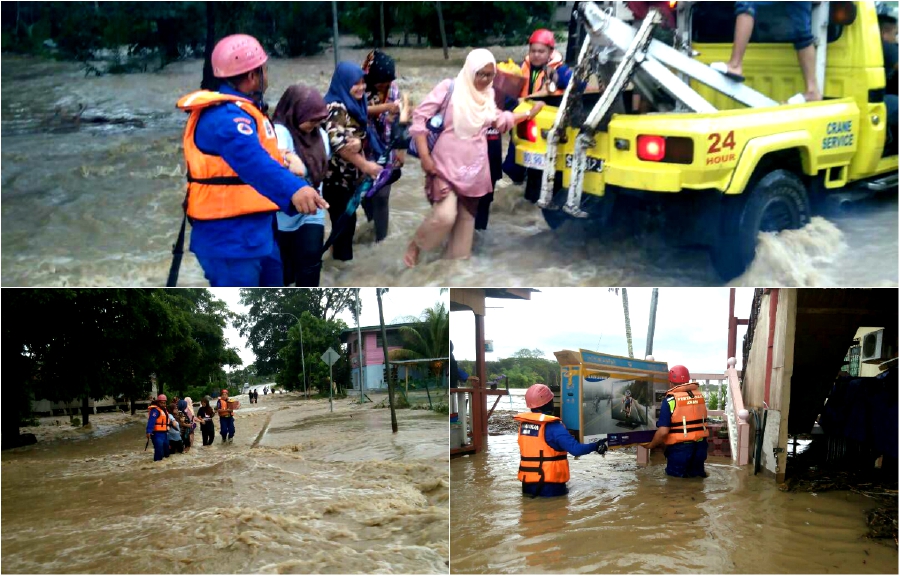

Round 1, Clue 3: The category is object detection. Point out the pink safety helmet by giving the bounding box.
[529,29,556,48]
[525,383,555,409]
[669,365,690,384]
[157,394,167,402]
[212,34,268,79]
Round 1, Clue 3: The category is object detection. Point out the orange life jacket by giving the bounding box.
[664,382,709,445]
[217,398,233,418]
[514,412,570,484]
[519,51,565,98]
[176,90,282,221]
[149,404,168,433]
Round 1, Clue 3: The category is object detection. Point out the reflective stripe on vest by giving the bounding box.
[664,382,709,445]
[177,90,281,220]
[149,405,168,433]
[513,412,570,485]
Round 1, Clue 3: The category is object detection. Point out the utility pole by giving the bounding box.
[331,1,340,69]
[645,288,659,357]
[355,289,365,404]
[436,0,449,60]
[379,1,386,48]
[376,288,398,433]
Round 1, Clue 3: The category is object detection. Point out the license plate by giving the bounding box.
[522,152,546,169]
[565,154,604,173]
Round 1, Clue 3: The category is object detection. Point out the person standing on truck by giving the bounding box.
[146,394,170,462]
[642,365,710,478]
[216,389,237,443]
[404,49,544,267]
[502,29,574,187]
[176,34,328,287]
[713,2,823,103]
[515,384,608,498]
[879,3,898,144]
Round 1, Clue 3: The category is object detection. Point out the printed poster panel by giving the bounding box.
[582,371,657,447]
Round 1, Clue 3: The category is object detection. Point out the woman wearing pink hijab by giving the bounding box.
[182,396,196,452]
[404,49,543,267]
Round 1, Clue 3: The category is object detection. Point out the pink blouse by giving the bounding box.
[410,79,516,198]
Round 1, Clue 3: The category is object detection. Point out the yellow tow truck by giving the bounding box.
[513,1,897,280]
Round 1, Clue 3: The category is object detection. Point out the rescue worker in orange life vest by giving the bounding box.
[146,394,170,462]
[642,365,710,478]
[502,29,573,188]
[515,384,608,498]
[177,34,328,287]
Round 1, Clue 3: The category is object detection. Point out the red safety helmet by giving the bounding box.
[669,365,690,384]
[157,394,167,402]
[529,29,556,48]
[525,383,555,409]
[211,34,268,79]
[221,389,229,395]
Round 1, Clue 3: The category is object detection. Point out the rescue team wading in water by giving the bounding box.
[177,34,328,288]
[642,365,710,478]
[515,384,608,498]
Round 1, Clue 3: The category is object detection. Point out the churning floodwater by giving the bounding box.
[1,393,449,573]
[450,433,897,574]
[2,44,897,287]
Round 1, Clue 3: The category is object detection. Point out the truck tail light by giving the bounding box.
[635,135,695,164]
[637,135,666,162]
[517,119,539,143]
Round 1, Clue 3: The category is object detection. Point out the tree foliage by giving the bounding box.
[234,288,358,376]
[458,355,560,389]
[388,301,450,378]
[1,288,240,443]
[276,312,350,395]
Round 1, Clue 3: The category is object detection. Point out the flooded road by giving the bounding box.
[1,393,449,573]
[2,45,896,287]
[450,433,897,574]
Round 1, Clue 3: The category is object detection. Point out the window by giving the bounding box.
[376,330,405,348]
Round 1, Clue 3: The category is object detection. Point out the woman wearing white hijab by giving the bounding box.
[404,49,544,267]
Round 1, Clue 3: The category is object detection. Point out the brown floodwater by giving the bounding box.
[1,393,449,574]
[450,433,897,574]
[2,41,896,287]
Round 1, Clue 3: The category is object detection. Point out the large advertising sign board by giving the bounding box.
[554,349,671,447]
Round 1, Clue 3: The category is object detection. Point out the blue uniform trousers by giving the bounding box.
[664,439,708,478]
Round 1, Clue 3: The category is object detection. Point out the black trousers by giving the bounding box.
[276,224,325,287]
[362,185,391,242]
[323,182,357,261]
[200,421,215,446]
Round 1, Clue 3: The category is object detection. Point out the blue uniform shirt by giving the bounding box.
[657,394,676,428]
[189,84,310,259]
[522,418,600,497]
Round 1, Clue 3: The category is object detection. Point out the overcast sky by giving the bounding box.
[208,288,448,367]
[451,288,754,374]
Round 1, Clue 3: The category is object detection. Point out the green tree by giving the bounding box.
[275,312,349,395]
[235,288,357,376]
[388,301,450,380]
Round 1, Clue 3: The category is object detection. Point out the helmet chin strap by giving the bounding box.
[249,66,268,113]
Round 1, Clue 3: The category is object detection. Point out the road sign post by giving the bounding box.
[321,347,341,413]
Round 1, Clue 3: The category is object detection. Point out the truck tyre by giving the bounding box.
[711,169,810,281]
[542,208,569,230]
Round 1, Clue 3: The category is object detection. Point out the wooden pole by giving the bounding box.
[436,0,449,60]
[377,289,398,433]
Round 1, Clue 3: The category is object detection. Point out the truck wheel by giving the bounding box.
[542,208,569,230]
[711,170,810,281]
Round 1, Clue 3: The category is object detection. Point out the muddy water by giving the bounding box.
[450,434,897,574]
[1,393,449,573]
[2,46,896,287]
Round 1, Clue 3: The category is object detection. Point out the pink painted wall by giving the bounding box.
[347,330,404,368]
